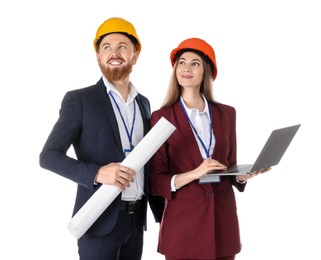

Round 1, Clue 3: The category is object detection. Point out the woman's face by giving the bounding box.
[176,51,204,90]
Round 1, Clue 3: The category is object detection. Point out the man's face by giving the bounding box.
[96,33,139,82]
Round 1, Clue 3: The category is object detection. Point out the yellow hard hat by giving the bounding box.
[93,17,141,53]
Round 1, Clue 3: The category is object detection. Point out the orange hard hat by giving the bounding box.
[170,38,217,80]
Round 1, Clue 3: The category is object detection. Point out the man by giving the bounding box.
[39,17,163,260]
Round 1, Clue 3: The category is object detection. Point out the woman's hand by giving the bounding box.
[192,158,227,179]
[173,158,227,189]
[236,167,272,182]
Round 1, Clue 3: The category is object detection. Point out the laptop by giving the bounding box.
[199,124,301,183]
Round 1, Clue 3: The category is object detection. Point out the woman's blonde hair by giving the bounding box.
[161,53,215,108]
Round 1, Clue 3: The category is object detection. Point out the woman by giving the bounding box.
[149,38,270,260]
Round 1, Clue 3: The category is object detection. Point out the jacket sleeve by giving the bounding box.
[148,110,175,200]
[39,91,100,190]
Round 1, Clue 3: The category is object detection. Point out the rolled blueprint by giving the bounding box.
[68,117,176,239]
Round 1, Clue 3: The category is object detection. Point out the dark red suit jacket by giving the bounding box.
[149,101,246,259]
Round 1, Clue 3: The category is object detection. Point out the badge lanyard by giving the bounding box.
[109,92,136,153]
[179,99,213,158]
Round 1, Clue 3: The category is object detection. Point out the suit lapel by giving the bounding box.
[211,103,220,159]
[96,79,123,153]
[135,94,150,135]
[173,102,204,168]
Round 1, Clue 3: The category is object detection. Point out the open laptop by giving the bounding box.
[199,124,301,183]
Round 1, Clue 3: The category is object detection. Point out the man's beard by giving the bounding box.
[99,61,133,82]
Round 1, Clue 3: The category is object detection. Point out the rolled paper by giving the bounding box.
[68,117,176,239]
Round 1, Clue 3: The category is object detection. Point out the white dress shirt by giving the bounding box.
[103,76,145,201]
[171,96,216,191]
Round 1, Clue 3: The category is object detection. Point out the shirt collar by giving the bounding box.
[102,76,138,103]
[180,95,210,118]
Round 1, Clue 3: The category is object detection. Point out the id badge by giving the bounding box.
[124,146,134,157]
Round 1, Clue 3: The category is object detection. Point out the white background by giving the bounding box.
[1,0,320,259]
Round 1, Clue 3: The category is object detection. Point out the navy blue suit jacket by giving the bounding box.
[40,78,163,236]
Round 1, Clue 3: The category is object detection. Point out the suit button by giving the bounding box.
[205,191,212,197]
